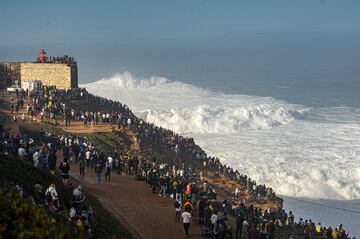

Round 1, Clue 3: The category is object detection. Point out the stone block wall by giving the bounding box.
[0,62,78,90]
[0,62,21,89]
[20,63,76,90]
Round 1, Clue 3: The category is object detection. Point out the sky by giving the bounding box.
[1,0,360,44]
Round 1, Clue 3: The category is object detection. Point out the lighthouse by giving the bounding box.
[36,49,47,63]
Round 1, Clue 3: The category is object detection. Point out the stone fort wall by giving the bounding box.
[0,63,21,89]
[0,62,78,90]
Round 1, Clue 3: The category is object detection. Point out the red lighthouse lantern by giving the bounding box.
[37,49,47,63]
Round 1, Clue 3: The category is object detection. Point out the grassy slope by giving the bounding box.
[0,117,134,239]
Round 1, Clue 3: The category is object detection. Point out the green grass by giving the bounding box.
[84,132,131,155]
[0,189,82,239]
[0,155,81,239]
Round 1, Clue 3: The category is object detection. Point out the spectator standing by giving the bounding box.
[48,150,57,175]
[79,158,85,177]
[59,158,70,184]
[181,208,192,238]
[174,198,182,222]
[105,160,111,182]
[95,161,102,183]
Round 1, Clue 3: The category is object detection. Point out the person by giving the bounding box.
[45,183,60,211]
[174,197,182,222]
[21,113,25,121]
[248,224,260,239]
[287,211,295,225]
[107,156,113,170]
[211,211,218,231]
[266,219,275,239]
[159,175,167,197]
[198,197,206,225]
[48,150,57,175]
[316,223,322,235]
[33,149,40,166]
[127,118,131,130]
[85,149,91,167]
[59,158,70,184]
[105,160,111,182]
[79,158,85,177]
[95,161,102,183]
[236,211,244,239]
[73,185,84,203]
[181,208,192,238]
[215,214,230,238]
[332,228,339,239]
[18,145,27,159]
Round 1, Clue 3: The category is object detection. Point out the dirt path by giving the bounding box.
[69,164,202,239]
[63,124,201,239]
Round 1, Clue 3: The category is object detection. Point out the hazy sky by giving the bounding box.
[1,0,359,45]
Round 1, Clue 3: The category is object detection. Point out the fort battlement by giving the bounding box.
[0,50,78,90]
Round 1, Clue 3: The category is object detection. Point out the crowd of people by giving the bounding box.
[0,127,94,238]
[45,55,76,65]
[14,85,278,205]
[1,86,353,239]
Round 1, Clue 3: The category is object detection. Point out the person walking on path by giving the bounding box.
[181,208,192,238]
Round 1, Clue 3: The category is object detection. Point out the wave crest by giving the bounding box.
[95,71,169,90]
[143,104,297,134]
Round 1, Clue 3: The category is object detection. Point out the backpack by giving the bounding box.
[174,201,180,208]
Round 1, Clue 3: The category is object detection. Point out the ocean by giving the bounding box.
[81,69,360,237]
[72,32,360,237]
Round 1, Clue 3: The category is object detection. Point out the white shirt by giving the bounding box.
[18,148,26,158]
[211,214,218,225]
[33,151,39,162]
[182,212,192,223]
[175,200,182,212]
[46,186,58,200]
[85,151,91,160]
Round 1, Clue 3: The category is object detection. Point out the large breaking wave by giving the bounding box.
[81,71,360,200]
[144,105,296,134]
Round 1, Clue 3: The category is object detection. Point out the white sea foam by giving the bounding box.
[81,71,360,200]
